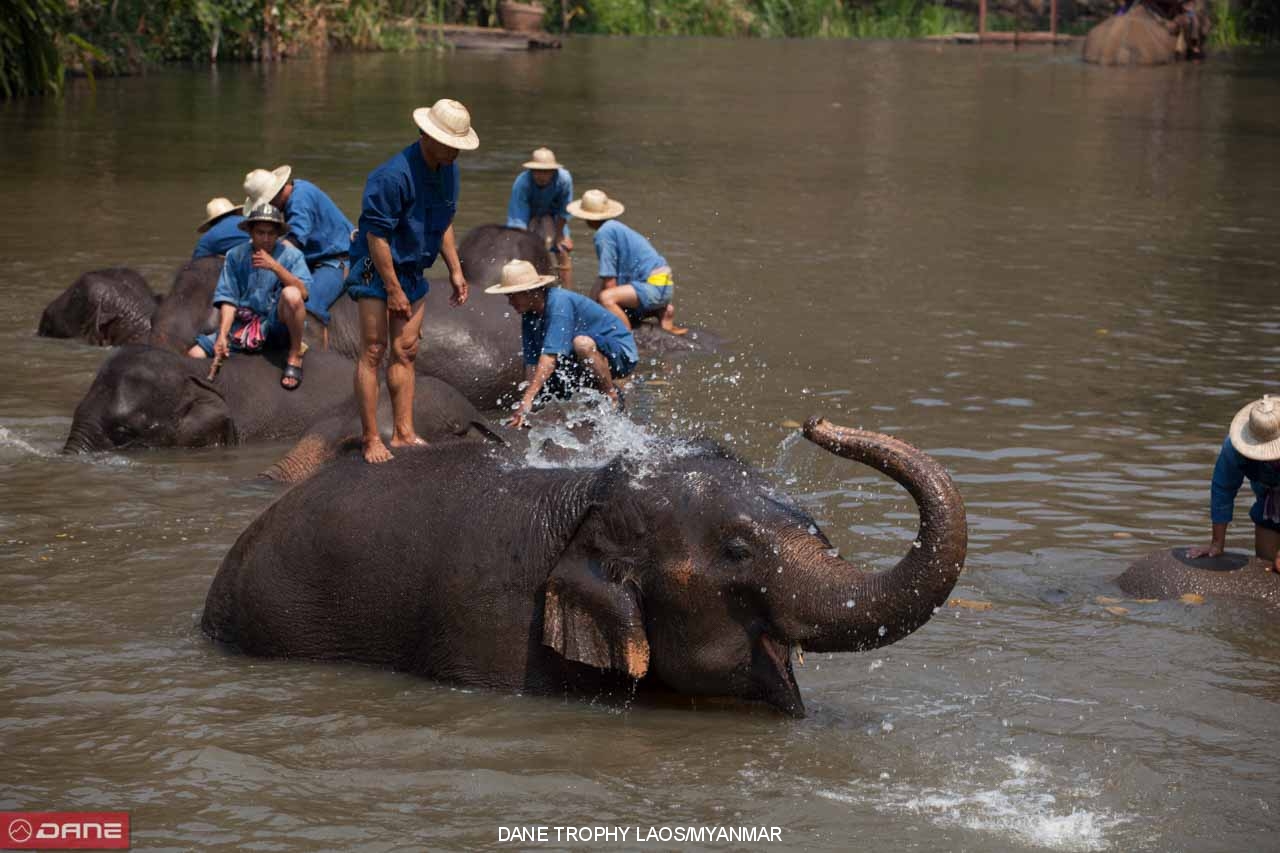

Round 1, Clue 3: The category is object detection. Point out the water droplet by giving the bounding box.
[878,625,887,637]
[845,599,855,608]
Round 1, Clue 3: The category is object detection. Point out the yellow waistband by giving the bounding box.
[646,272,674,286]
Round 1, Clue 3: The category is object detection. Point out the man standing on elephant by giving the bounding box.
[1188,395,1280,572]
[193,197,248,259]
[244,165,354,332]
[567,188,685,336]
[507,147,574,290]
[345,99,478,464]
[486,259,635,427]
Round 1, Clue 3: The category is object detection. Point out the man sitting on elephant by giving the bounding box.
[486,259,636,428]
[507,147,574,290]
[567,188,685,336]
[193,197,248,259]
[1188,395,1280,572]
[187,203,312,390]
[244,165,354,329]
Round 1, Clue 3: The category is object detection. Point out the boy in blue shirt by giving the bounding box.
[1188,395,1280,571]
[567,188,685,336]
[506,147,574,290]
[244,165,355,329]
[345,99,477,464]
[186,203,312,390]
[485,259,636,428]
[193,197,248,259]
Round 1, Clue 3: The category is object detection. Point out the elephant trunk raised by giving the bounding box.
[770,418,967,654]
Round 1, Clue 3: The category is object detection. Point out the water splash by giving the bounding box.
[516,392,696,474]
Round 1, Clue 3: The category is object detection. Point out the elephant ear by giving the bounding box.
[543,556,648,679]
[182,374,238,446]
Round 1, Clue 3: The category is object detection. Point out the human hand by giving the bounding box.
[386,285,411,318]
[251,249,279,273]
[558,237,574,253]
[1187,543,1224,559]
[214,334,231,361]
[507,402,530,429]
[450,270,469,307]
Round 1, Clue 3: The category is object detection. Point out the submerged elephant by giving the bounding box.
[1117,547,1279,610]
[202,418,968,717]
[63,346,488,453]
[38,268,158,346]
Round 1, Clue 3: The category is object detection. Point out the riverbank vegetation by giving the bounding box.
[3,0,1277,99]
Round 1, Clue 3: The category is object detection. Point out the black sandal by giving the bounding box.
[281,362,303,390]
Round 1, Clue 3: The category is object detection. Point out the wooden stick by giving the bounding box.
[207,352,225,381]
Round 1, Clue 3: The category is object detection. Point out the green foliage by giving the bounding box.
[0,0,67,97]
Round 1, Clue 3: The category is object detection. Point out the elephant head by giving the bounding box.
[542,418,968,716]
[63,346,237,453]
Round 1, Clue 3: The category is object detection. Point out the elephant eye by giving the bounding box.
[723,537,753,561]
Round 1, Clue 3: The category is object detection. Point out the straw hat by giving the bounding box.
[412,99,480,151]
[238,203,288,234]
[197,197,240,233]
[523,147,562,171]
[242,165,292,213]
[484,259,557,295]
[1230,395,1280,461]
[566,189,624,221]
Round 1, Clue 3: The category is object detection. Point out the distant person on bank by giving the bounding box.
[243,165,353,337]
[1188,395,1280,572]
[192,197,248,259]
[486,259,636,428]
[345,99,477,464]
[506,147,575,290]
[186,203,312,390]
[567,189,685,336]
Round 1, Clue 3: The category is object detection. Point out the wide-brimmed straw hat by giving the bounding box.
[242,165,292,213]
[484,259,557,295]
[566,189,625,221]
[413,99,480,151]
[1230,395,1280,461]
[238,203,288,234]
[197,197,240,233]
[523,147,562,171]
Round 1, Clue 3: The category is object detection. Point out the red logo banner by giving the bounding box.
[1,813,129,850]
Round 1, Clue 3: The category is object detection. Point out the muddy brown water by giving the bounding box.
[2,38,1279,852]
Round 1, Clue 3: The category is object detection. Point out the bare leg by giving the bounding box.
[278,286,307,386]
[1256,525,1280,571]
[387,297,427,448]
[558,250,574,292]
[356,299,392,464]
[659,303,688,335]
[187,344,207,358]
[572,335,620,408]
[598,284,640,330]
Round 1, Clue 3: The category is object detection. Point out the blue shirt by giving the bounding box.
[283,179,354,267]
[346,142,459,291]
[593,220,667,285]
[506,169,572,238]
[193,214,249,259]
[1209,436,1280,524]
[213,241,313,320]
[522,287,634,366]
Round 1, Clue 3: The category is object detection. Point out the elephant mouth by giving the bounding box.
[751,633,804,718]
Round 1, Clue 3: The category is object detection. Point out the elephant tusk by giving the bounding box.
[793,644,805,667]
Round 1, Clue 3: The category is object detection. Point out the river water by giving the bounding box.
[2,36,1279,852]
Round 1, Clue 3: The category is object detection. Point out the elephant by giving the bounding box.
[201,418,968,717]
[63,346,490,454]
[38,268,158,346]
[1082,3,1179,66]
[147,256,224,352]
[1117,547,1279,610]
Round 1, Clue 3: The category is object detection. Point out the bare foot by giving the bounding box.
[660,305,689,336]
[363,436,394,464]
[389,432,428,449]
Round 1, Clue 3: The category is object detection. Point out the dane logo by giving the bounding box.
[0,812,129,850]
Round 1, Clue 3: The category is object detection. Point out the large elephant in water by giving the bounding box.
[201,419,968,717]
[38,268,158,346]
[63,346,489,454]
[1117,548,1279,610]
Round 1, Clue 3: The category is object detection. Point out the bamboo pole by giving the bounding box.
[979,0,987,39]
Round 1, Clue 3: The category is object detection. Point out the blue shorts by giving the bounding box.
[305,262,348,325]
[1249,502,1280,533]
[603,337,638,379]
[346,257,428,304]
[630,280,672,313]
[194,308,291,356]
